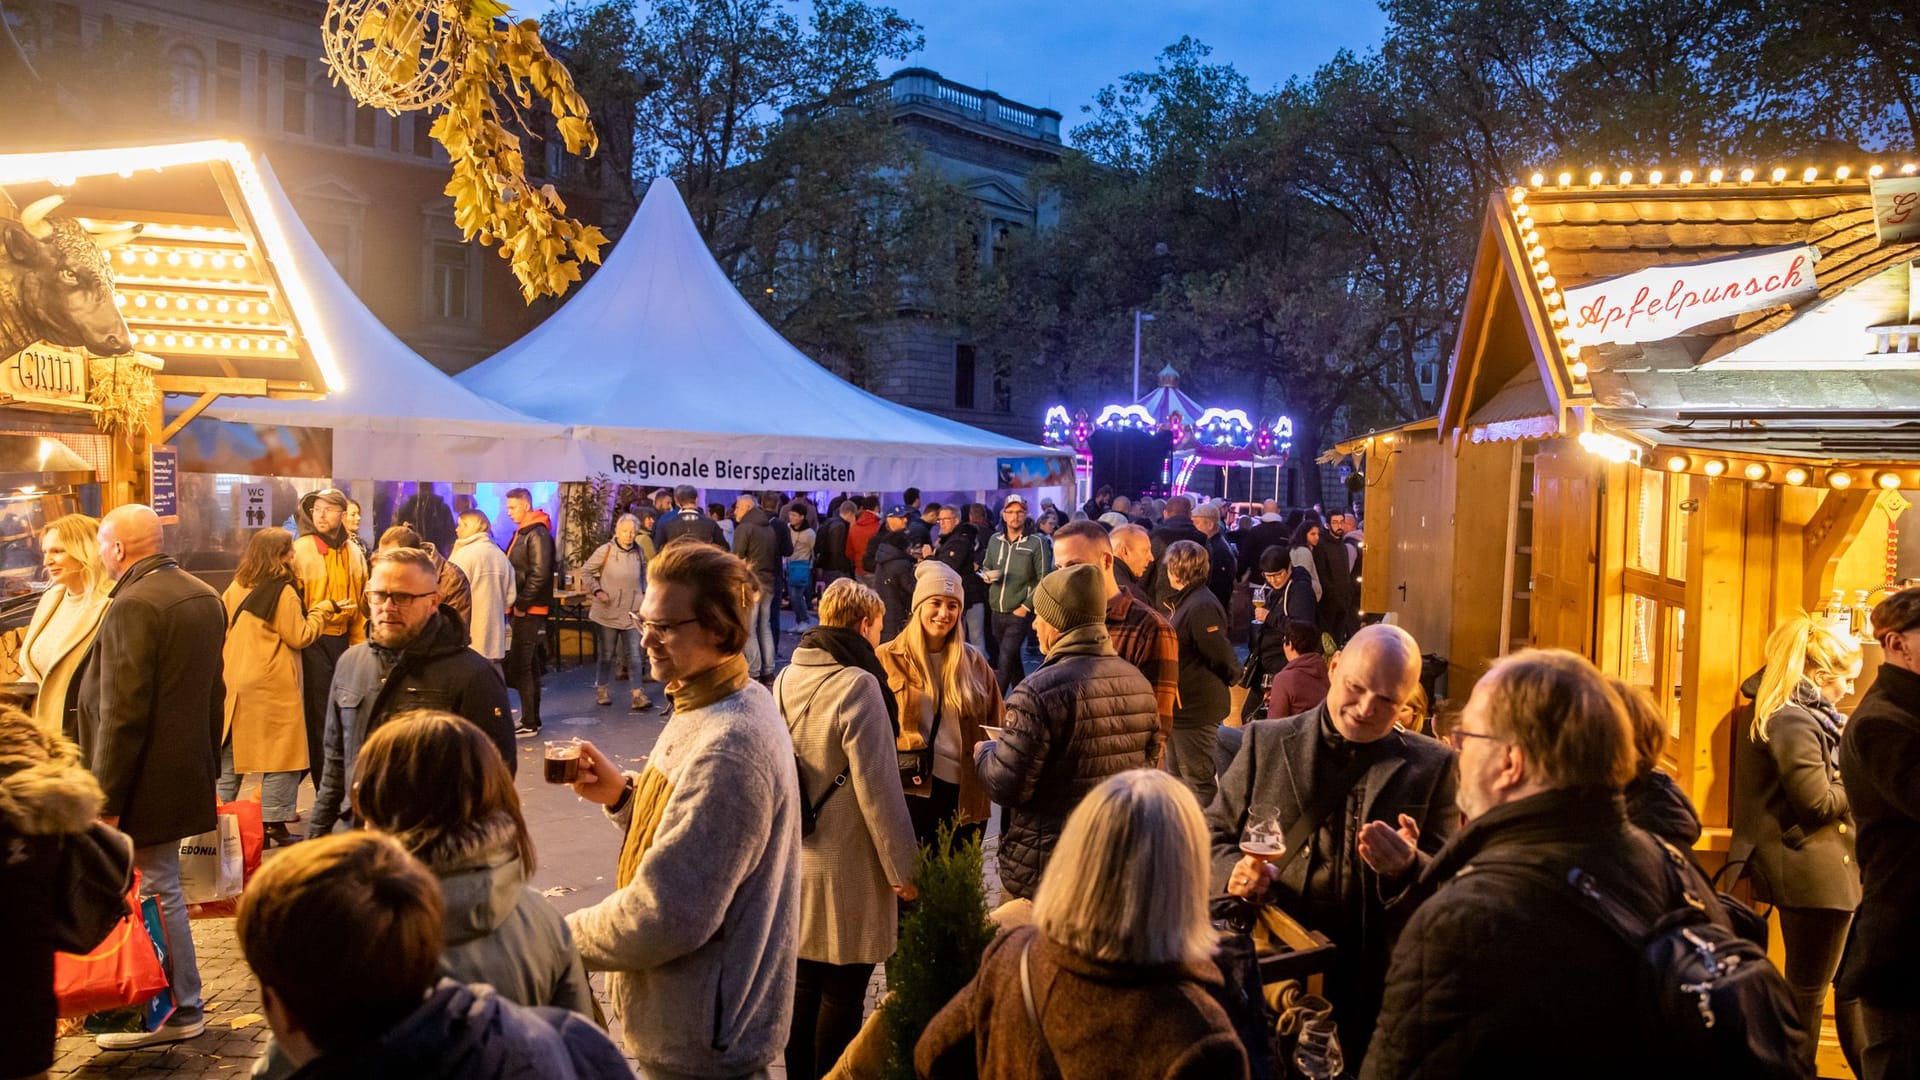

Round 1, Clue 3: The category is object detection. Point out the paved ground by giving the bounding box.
[51,624,994,1078]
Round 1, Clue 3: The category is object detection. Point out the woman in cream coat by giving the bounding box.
[17,514,111,737]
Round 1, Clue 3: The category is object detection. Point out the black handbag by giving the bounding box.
[900,683,945,791]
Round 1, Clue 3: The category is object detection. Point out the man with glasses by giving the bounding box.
[1208,623,1455,1068]
[1839,588,1920,1079]
[932,503,988,655]
[307,547,513,837]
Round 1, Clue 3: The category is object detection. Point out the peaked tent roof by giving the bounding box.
[169,156,587,482]
[457,177,1070,491]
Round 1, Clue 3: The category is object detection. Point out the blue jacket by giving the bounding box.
[287,979,631,1079]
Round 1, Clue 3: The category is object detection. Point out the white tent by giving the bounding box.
[456,177,1071,492]
[168,157,588,482]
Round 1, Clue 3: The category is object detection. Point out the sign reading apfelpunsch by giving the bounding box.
[1562,245,1819,347]
[1871,175,1920,244]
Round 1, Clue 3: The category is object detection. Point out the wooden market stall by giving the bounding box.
[1339,162,1920,855]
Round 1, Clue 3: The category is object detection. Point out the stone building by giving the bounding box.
[3,0,611,373]
[850,68,1063,439]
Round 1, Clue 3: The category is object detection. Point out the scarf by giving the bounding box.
[801,625,898,734]
[237,572,301,626]
[616,654,751,887]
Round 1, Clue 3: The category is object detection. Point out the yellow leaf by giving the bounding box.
[471,0,511,17]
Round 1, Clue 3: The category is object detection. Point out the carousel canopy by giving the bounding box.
[1137,363,1205,425]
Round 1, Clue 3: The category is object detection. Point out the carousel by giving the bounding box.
[1044,364,1292,501]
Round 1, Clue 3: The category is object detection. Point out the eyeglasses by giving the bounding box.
[365,589,438,607]
[640,616,700,637]
[1445,727,1506,752]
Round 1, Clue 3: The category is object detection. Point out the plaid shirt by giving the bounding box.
[1108,586,1180,746]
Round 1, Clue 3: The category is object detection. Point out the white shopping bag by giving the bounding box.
[178,811,244,904]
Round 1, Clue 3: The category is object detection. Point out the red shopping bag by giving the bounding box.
[54,869,169,1018]
[189,798,266,919]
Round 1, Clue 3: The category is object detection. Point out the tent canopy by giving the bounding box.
[457,177,1069,491]
[168,157,586,482]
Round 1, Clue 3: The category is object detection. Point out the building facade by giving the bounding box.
[6,0,610,373]
[858,67,1063,439]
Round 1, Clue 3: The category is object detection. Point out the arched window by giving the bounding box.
[167,45,205,119]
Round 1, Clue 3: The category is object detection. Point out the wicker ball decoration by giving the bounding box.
[321,0,470,114]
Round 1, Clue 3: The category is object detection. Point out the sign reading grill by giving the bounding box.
[0,342,89,407]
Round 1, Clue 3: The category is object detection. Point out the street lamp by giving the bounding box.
[1132,310,1155,400]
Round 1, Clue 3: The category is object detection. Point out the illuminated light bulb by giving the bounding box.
[233,255,247,269]
[143,252,158,266]
[166,252,181,266]
[140,333,156,347]
[275,340,289,353]
[1619,170,1634,185]
[188,253,204,268]
[1529,244,1547,260]
[1557,171,1572,188]
[1546,291,1564,308]
[1709,168,1725,183]
[1704,459,1727,477]
[1678,169,1693,184]
[153,297,168,310]
[181,335,197,349]
[161,334,177,348]
[195,299,208,312]
[1665,454,1689,472]
[1509,185,1527,203]
[114,294,126,308]
[120,250,136,265]
[1570,360,1589,382]
[1802,167,1818,182]
[1878,471,1902,490]
[219,337,233,350]
[1524,230,1540,246]
[1589,170,1605,186]
[1869,164,1885,178]
[1835,166,1851,180]
[1744,462,1768,482]
[1533,261,1550,276]
[1740,168,1756,183]
[1648,170,1663,184]
[211,254,228,269]
[1829,472,1854,490]
[1550,308,1568,324]
[1905,164,1919,176]
[1530,172,1545,187]
[133,295,148,308]
[1771,167,1787,183]
[1784,467,1809,486]
[215,300,230,314]
[1539,275,1557,291]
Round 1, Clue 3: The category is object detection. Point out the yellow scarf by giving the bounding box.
[613,654,751,887]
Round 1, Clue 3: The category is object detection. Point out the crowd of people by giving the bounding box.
[4,481,1913,1080]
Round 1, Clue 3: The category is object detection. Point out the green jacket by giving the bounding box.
[984,529,1051,613]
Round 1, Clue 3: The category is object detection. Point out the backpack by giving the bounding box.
[1472,837,1807,1079]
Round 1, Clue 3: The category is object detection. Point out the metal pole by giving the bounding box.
[1132,311,1142,400]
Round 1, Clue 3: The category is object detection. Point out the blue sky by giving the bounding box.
[521,1,1391,137]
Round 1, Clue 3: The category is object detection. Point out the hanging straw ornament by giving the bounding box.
[321,0,474,114]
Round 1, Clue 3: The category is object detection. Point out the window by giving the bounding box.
[429,240,472,322]
[214,41,242,123]
[953,344,976,409]
[315,88,348,145]
[167,45,205,119]
[282,56,307,134]
[353,107,378,148]
[412,115,434,157]
[307,218,357,287]
[1621,465,1690,754]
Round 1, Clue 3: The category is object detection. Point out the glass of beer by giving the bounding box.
[1241,803,1285,862]
[544,739,583,784]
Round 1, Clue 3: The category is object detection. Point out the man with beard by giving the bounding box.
[307,547,512,837]
[291,488,367,782]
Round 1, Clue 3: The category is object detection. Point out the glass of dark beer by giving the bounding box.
[544,739,583,784]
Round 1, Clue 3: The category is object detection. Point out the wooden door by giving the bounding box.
[1529,438,1599,655]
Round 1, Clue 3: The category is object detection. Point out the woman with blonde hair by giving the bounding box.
[220,527,338,846]
[17,514,111,737]
[1732,614,1862,1072]
[877,559,1003,848]
[915,769,1248,1079]
[778,577,917,1080]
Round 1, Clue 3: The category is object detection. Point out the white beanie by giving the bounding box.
[911,559,963,610]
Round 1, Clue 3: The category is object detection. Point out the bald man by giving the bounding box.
[1108,524,1155,605]
[1206,624,1457,1069]
[81,504,227,1049]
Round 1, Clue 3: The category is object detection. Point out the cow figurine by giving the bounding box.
[0,194,140,360]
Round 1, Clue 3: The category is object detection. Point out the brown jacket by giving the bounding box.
[876,638,1002,824]
[221,581,328,773]
[916,925,1249,1080]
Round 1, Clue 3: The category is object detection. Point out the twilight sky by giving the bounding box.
[522,1,1392,140]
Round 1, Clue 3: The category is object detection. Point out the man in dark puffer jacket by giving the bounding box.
[976,564,1158,901]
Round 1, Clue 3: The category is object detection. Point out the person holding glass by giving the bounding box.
[915,769,1250,1079]
[220,528,338,846]
[579,512,652,712]
[17,513,111,737]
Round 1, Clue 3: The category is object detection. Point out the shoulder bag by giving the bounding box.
[780,673,849,838]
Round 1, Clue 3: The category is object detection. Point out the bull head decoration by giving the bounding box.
[0,193,140,359]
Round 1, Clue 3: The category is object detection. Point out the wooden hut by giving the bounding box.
[1342,163,1920,851]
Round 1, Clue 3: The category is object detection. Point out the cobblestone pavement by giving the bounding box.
[52,625,1005,1079]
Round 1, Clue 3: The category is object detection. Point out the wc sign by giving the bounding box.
[242,485,269,528]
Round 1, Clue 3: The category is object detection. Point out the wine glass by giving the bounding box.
[1240,802,1285,863]
[1293,1015,1345,1079]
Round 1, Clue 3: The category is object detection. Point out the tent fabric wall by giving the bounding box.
[457,177,1070,491]
[171,157,588,483]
